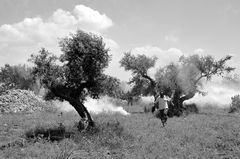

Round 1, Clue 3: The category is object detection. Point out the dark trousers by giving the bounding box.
[155,109,168,127]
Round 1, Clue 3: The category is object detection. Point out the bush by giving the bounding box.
[25,124,68,142]
[229,95,240,113]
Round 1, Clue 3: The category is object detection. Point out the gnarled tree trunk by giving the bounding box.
[51,85,95,129]
[68,98,94,127]
[167,90,195,117]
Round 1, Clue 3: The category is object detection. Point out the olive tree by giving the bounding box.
[100,75,123,98]
[156,54,235,116]
[120,52,158,98]
[29,30,110,127]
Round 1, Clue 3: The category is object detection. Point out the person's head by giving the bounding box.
[160,91,164,98]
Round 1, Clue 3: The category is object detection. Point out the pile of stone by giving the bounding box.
[0,89,48,113]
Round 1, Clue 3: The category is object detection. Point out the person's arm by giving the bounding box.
[163,95,171,101]
[154,96,159,109]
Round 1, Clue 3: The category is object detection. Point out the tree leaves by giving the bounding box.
[120,52,157,75]
[30,30,111,101]
[157,54,235,96]
[120,52,157,96]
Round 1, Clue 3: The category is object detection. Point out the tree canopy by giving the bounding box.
[120,52,157,97]
[161,55,234,95]
[100,75,123,98]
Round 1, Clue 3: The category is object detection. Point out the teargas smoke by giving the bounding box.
[184,80,240,108]
[54,96,130,115]
[140,96,154,104]
[84,96,130,115]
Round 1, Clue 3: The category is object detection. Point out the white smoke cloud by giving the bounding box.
[85,96,130,115]
[185,79,240,108]
[140,96,154,103]
[54,96,130,116]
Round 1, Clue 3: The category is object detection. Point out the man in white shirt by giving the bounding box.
[154,92,169,127]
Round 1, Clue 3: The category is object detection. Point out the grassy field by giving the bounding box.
[1,104,240,159]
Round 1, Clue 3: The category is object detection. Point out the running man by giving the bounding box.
[154,92,169,127]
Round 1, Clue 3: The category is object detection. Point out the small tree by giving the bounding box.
[29,30,110,127]
[229,95,240,113]
[0,64,34,94]
[120,52,158,98]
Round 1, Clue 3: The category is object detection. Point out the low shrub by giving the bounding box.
[229,95,240,113]
[183,103,199,115]
[25,124,70,142]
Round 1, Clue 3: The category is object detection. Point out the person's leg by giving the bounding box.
[162,113,168,127]
[152,105,156,113]
[159,109,167,127]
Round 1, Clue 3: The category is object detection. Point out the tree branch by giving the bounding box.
[142,74,156,87]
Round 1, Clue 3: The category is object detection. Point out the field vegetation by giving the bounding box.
[1,102,240,159]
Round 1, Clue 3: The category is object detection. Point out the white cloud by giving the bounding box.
[104,46,183,81]
[132,45,183,67]
[132,46,163,56]
[73,5,113,30]
[0,4,115,65]
[164,34,179,43]
[131,45,183,77]
[193,48,205,54]
[103,38,119,51]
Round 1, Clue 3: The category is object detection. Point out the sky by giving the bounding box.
[0,0,240,81]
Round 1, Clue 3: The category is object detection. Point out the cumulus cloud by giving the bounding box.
[132,46,182,64]
[130,45,183,76]
[0,4,115,65]
[104,45,184,80]
[73,5,113,30]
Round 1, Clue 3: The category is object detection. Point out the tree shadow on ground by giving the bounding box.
[25,124,72,142]
[0,119,134,156]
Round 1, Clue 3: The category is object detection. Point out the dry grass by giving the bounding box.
[1,104,240,158]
